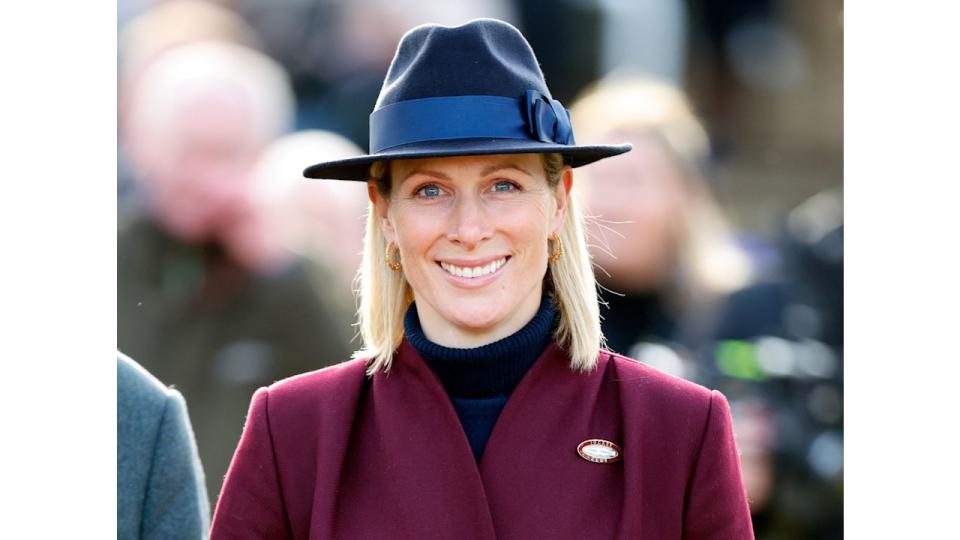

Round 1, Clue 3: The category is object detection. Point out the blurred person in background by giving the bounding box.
[118,353,209,539]
[250,129,368,291]
[117,40,353,503]
[570,75,754,367]
[118,0,263,221]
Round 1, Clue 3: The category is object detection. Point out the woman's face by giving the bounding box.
[371,153,570,346]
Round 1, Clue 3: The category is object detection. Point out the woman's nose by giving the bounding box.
[446,194,492,249]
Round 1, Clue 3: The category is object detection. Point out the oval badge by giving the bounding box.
[577,439,622,464]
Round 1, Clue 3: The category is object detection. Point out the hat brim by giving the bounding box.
[303,138,632,181]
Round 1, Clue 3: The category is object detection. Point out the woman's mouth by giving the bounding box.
[438,257,508,279]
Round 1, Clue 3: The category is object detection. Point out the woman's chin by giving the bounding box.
[447,310,505,335]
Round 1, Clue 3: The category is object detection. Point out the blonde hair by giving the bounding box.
[356,153,603,373]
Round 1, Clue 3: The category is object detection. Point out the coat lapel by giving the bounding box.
[333,340,498,539]
[479,345,626,539]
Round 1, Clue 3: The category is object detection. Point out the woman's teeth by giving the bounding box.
[440,257,507,278]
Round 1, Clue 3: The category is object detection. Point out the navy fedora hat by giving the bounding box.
[304,18,632,181]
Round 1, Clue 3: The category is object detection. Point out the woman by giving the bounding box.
[212,19,753,539]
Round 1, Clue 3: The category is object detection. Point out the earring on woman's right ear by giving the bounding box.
[548,234,564,264]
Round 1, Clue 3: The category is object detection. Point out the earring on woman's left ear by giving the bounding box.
[385,242,403,271]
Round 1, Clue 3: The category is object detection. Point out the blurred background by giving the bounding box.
[116,1,842,538]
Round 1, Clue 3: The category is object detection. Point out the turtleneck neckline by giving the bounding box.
[404,294,556,399]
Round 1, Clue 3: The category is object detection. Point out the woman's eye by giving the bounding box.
[416,185,442,198]
[492,180,518,193]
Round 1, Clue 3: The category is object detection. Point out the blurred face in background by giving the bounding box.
[373,153,569,347]
[583,133,690,292]
[251,130,369,281]
[129,88,265,243]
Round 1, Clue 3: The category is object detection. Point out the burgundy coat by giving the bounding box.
[211,340,754,539]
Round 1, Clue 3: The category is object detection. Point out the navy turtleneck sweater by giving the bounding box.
[404,295,556,460]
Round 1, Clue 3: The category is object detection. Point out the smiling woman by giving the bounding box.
[375,153,564,347]
[212,18,755,540]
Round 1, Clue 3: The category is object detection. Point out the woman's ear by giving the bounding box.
[368,181,397,242]
[550,167,574,235]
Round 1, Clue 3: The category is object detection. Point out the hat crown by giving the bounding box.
[302,18,631,181]
[376,19,552,109]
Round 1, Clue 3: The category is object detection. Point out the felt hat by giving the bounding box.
[303,18,632,181]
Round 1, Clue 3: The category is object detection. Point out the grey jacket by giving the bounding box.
[118,354,209,539]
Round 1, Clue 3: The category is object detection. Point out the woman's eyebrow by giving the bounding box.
[481,163,532,177]
[400,169,451,184]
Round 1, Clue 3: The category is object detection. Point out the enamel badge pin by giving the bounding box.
[577,439,622,464]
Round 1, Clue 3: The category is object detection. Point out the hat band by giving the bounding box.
[369,91,575,153]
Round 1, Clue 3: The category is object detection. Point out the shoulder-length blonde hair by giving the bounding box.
[355,153,603,374]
